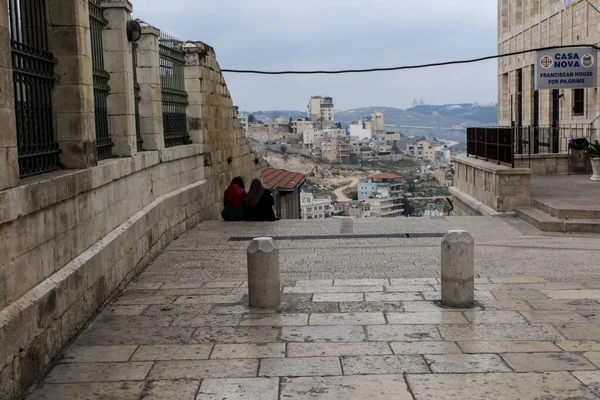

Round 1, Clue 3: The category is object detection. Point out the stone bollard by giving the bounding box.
[247,237,281,308]
[441,230,475,308]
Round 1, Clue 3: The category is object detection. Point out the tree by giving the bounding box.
[248,114,256,123]
[412,99,419,108]
[288,117,293,133]
[280,144,288,154]
[233,105,239,116]
[419,98,425,105]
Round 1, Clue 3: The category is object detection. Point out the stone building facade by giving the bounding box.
[0,1,257,399]
[498,0,600,137]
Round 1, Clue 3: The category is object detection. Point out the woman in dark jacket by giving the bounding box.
[221,177,246,221]
[244,179,277,221]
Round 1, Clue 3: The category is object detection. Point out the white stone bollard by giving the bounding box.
[441,230,475,308]
[247,237,281,308]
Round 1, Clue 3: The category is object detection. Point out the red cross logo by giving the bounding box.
[540,55,554,69]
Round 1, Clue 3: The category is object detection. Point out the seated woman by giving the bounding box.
[221,177,246,221]
[244,179,277,222]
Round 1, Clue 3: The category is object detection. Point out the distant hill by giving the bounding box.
[336,103,498,128]
[244,103,498,128]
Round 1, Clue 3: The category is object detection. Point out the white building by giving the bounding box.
[358,173,404,217]
[238,115,249,137]
[308,96,335,129]
[301,192,332,220]
[349,120,372,140]
[423,202,439,218]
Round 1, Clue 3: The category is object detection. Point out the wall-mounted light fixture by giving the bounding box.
[127,20,142,42]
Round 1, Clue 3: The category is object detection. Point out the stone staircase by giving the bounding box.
[515,197,600,233]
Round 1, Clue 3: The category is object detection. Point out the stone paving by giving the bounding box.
[26,217,600,399]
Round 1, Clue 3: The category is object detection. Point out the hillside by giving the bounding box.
[244,103,498,129]
[336,104,498,128]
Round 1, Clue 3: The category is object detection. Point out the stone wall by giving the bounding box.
[451,156,531,215]
[514,154,571,175]
[0,3,257,398]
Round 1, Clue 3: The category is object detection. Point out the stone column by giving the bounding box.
[0,0,20,190]
[47,0,97,168]
[247,237,281,308]
[183,42,209,145]
[441,230,475,308]
[101,0,136,156]
[135,20,164,150]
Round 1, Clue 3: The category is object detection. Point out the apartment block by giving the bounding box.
[308,96,335,129]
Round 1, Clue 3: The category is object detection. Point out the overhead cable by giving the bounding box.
[221,44,600,75]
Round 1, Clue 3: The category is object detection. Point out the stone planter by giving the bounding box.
[592,158,600,181]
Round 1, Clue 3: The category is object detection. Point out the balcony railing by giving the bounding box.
[466,127,514,167]
[467,125,596,168]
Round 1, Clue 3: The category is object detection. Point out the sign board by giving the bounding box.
[534,47,597,90]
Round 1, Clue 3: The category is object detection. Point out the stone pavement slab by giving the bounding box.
[502,352,596,372]
[367,325,441,341]
[458,340,561,353]
[45,362,153,383]
[287,342,391,357]
[140,379,200,400]
[27,382,146,400]
[62,345,138,363]
[282,326,367,342]
[147,359,258,380]
[196,378,279,400]
[280,375,413,400]
[390,341,462,355]
[386,311,468,324]
[210,343,285,359]
[556,324,600,340]
[130,345,213,361]
[309,312,385,325]
[407,372,597,399]
[557,341,600,352]
[341,355,429,375]
[437,323,563,341]
[259,357,342,377]
[424,354,510,373]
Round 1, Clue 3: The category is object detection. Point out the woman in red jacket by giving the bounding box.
[221,177,246,221]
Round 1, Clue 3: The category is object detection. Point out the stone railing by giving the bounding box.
[450,156,531,216]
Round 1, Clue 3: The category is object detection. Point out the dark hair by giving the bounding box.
[231,176,245,190]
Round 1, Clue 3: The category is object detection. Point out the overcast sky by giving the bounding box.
[133,0,498,111]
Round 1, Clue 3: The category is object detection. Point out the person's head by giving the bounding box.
[231,176,245,190]
[249,179,264,193]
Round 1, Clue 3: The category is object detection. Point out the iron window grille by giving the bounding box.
[158,32,189,147]
[132,42,143,151]
[8,0,60,177]
[89,0,113,160]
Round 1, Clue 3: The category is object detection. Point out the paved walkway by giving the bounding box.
[26,217,600,399]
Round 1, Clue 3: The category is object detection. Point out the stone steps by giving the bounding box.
[515,206,600,233]
[531,198,600,220]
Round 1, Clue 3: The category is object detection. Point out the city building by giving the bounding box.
[358,173,403,200]
[319,136,350,164]
[435,148,452,163]
[292,118,314,135]
[259,167,306,219]
[308,96,335,129]
[406,140,434,161]
[238,114,249,137]
[347,200,372,218]
[498,0,600,139]
[300,191,332,220]
[371,112,385,138]
[348,120,372,140]
[367,197,404,218]
[303,129,327,150]
[358,173,404,217]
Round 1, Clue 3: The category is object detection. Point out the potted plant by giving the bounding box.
[585,140,600,181]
